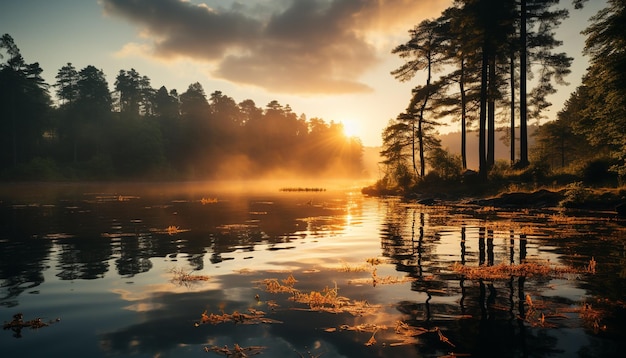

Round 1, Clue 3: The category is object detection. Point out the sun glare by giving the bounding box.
[341,119,361,138]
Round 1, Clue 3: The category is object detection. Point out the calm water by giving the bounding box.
[1,182,625,357]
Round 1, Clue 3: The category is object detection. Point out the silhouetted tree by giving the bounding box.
[73,65,112,165]
[179,82,210,176]
[115,68,154,117]
[434,6,482,170]
[54,63,79,105]
[380,119,414,190]
[392,17,448,178]
[0,34,51,169]
[519,1,572,167]
[54,63,80,162]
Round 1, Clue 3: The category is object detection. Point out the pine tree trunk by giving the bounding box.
[487,52,496,169]
[519,0,529,167]
[460,62,467,170]
[510,49,516,165]
[479,43,489,177]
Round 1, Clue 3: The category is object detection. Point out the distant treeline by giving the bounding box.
[0,34,365,181]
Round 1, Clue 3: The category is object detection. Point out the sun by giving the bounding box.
[341,119,361,138]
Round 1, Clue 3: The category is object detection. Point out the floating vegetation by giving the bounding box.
[3,313,60,338]
[257,273,382,317]
[586,257,597,274]
[195,255,605,352]
[322,320,457,348]
[391,322,456,348]
[148,226,191,235]
[168,267,210,286]
[204,344,267,357]
[578,301,608,333]
[258,274,299,294]
[200,197,218,205]
[451,260,580,280]
[347,268,414,286]
[338,258,413,286]
[195,308,282,326]
[279,187,326,192]
[292,283,350,311]
[366,257,383,266]
[337,260,370,272]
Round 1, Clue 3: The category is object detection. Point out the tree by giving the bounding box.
[452,0,515,176]
[518,0,572,167]
[68,65,113,164]
[152,86,181,168]
[578,0,626,177]
[55,63,79,106]
[209,91,243,144]
[153,86,179,119]
[427,147,463,181]
[435,6,483,170]
[0,34,51,168]
[380,120,414,190]
[179,82,210,176]
[115,68,154,117]
[392,18,448,178]
[54,63,80,162]
[534,92,592,169]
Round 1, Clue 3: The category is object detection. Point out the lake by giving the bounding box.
[1,182,625,357]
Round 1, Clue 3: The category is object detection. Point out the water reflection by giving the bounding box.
[378,200,625,356]
[1,184,625,357]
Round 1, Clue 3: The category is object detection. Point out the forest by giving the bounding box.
[375,0,625,194]
[0,35,365,181]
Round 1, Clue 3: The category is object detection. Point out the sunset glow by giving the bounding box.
[341,119,362,138]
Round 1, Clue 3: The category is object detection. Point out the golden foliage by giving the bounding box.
[150,226,190,235]
[257,273,382,316]
[337,260,370,273]
[257,274,298,294]
[195,308,282,326]
[586,257,597,274]
[451,261,579,280]
[347,267,414,286]
[200,197,218,205]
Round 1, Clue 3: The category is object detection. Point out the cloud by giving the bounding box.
[100,0,448,94]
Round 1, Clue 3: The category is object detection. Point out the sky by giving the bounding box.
[0,0,607,147]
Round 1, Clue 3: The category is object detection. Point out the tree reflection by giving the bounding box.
[56,235,111,280]
[0,204,51,307]
[379,201,566,356]
[115,234,154,277]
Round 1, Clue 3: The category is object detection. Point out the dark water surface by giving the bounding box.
[1,182,625,357]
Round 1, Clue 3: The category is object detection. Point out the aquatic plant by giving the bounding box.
[200,197,218,204]
[204,343,267,356]
[168,267,210,286]
[451,261,579,280]
[279,187,326,192]
[3,313,61,338]
[195,308,282,326]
